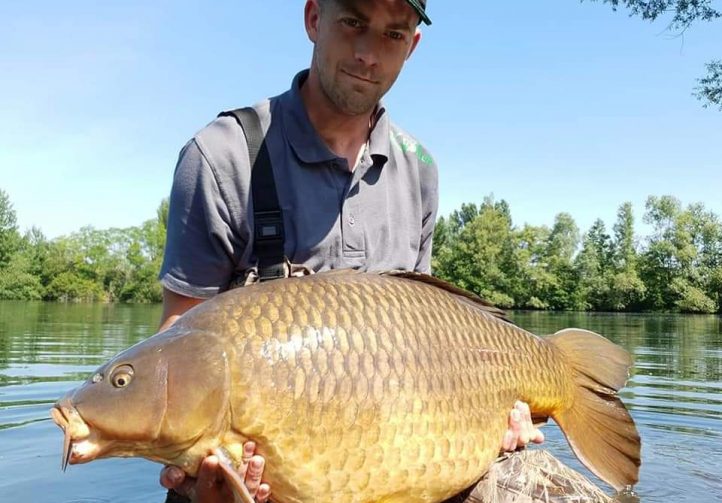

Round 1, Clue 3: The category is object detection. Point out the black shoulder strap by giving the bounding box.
[218,107,286,281]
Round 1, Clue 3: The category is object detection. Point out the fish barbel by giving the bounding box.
[51,270,641,503]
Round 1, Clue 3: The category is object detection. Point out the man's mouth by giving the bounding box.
[51,402,103,470]
[341,69,378,85]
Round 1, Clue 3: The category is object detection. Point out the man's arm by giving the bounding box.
[159,288,205,332]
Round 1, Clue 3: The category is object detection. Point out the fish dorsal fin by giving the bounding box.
[380,271,513,324]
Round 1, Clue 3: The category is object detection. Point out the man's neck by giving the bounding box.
[300,71,373,171]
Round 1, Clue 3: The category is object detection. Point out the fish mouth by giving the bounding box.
[50,400,106,470]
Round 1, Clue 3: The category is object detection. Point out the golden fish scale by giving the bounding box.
[212,274,570,503]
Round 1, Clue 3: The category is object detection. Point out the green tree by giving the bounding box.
[641,196,718,312]
[432,203,479,279]
[613,202,636,269]
[709,266,722,312]
[512,224,554,309]
[0,227,50,300]
[45,271,106,302]
[586,0,721,110]
[118,198,168,303]
[434,197,517,307]
[0,189,20,268]
[541,213,581,309]
[157,197,169,230]
[681,202,722,311]
[0,254,44,300]
[641,195,685,309]
[695,60,722,110]
[22,227,51,278]
[575,219,613,310]
[607,202,646,310]
[42,235,100,302]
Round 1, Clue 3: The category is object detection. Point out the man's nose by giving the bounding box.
[353,33,381,68]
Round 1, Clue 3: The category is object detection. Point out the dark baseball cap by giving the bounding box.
[406,0,431,25]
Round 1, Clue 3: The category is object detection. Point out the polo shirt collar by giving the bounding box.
[282,70,390,166]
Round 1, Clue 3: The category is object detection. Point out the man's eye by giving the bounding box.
[342,18,362,29]
[387,31,405,41]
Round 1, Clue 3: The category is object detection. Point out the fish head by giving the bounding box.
[51,327,231,470]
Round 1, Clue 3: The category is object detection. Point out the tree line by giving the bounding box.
[1,188,721,313]
[432,195,722,313]
[0,189,167,303]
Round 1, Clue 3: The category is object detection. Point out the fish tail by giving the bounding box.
[547,328,641,491]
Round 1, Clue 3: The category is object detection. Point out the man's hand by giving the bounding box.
[160,441,271,503]
[501,401,545,452]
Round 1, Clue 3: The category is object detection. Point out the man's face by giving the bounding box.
[305,0,422,116]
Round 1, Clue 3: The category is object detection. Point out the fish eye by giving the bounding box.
[110,365,134,388]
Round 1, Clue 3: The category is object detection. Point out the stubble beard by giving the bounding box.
[316,60,384,116]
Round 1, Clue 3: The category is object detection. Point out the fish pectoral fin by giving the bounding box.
[212,448,255,503]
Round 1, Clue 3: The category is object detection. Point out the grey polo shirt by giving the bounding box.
[159,70,438,299]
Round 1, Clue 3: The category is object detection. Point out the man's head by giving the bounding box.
[304,0,427,116]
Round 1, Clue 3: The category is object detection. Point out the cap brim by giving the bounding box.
[406,0,432,25]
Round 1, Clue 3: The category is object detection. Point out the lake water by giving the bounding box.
[0,301,720,502]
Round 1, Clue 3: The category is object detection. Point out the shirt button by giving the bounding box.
[348,215,355,226]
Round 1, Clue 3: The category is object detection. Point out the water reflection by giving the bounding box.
[0,301,160,370]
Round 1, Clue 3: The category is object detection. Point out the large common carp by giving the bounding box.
[51,271,641,503]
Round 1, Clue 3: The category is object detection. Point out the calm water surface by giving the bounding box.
[0,301,720,502]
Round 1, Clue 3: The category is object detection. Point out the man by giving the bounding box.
[157,1,543,502]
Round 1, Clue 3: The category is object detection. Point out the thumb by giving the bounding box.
[160,465,187,490]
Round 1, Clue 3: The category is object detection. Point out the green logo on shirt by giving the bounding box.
[392,132,434,165]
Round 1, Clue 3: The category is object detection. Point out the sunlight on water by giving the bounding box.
[0,302,720,502]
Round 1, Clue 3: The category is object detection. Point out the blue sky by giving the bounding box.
[1,0,720,239]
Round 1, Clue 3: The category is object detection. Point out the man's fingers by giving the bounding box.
[256,483,271,503]
[518,401,532,445]
[506,402,524,452]
[160,465,186,490]
[501,429,515,452]
[510,408,522,434]
[239,441,270,501]
[238,441,257,479]
[244,455,265,497]
[195,455,221,500]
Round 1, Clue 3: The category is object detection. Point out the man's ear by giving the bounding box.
[305,0,321,43]
[406,28,422,60]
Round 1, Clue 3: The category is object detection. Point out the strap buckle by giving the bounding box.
[254,210,284,242]
[254,210,285,282]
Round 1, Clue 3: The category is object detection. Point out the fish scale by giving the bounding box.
[52,270,641,503]
[217,273,550,502]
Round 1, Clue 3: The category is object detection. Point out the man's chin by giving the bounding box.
[320,78,380,116]
[335,90,382,116]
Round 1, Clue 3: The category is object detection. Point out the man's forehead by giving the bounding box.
[331,0,419,25]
